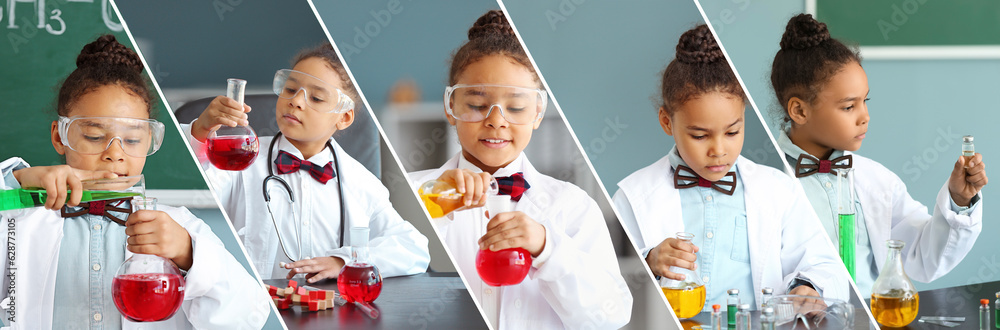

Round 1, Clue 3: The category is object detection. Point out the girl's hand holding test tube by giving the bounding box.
[125,210,195,270]
[190,95,252,142]
[12,165,118,210]
[949,153,987,207]
[646,237,699,281]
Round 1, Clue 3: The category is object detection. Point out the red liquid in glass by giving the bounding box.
[476,248,532,286]
[338,264,382,303]
[112,273,185,322]
[207,136,258,171]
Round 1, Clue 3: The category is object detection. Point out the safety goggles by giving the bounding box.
[273,69,354,113]
[444,84,547,125]
[57,116,165,157]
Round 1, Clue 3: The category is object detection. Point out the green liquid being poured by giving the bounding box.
[839,213,856,280]
[0,189,141,211]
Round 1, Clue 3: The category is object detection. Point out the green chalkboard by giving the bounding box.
[0,1,207,190]
[815,0,1000,46]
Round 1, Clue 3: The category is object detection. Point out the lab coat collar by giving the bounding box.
[457,152,526,178]
[274,134,335,165]
[776,130,847,161]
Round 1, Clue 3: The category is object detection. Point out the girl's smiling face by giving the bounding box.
[50,84,149,177]
[790,61,870,158]
[275,57,354,147]
[449,55,542,174]
[662,91,745,182]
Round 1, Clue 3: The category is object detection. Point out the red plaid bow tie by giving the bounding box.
[794,154,852,178]
[673,165,737,196]
[274,150,336,184]
[496,172,530,202]
[61,198,132,226]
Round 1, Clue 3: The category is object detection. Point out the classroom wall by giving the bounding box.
[699,0,1000,291]
[502,0,786,197]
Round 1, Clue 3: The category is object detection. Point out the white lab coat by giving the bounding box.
[183,124,430,279]
[0,157,271,329]
[846,152,982,283]
[410,153,632,330]
[614,155,851,306]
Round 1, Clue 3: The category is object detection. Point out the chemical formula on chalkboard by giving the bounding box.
[2,0,122,52]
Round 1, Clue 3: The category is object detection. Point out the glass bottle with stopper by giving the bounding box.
[658,232,705,319]
[206,78,259,171]
[476,194,532,286]
[871,240,919,327]
[112,196,186,322]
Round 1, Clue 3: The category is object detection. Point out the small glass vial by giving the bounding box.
[735,304,751,330]
[710,304,722,330]
[963,135,975,157]
[981,299,991,330]
[994,292,999,329]
[761,287,773,309]
[760,306,776,330]
[727,289,740,327]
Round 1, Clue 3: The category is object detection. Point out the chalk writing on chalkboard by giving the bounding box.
[2,0,122,37]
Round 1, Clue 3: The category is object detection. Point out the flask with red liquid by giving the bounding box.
[475,195,532,286]
[338,227,383,303]
[112,197,186,322]
[206,78,259,171]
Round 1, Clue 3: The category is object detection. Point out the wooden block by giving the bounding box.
[308,300,319,312]
[277,299,290,310]
[268,285,277,296]
[288,280,298,289]
[291,294,301,304]
[296,287,308,296]
[309,290,320,300]
[318,300,327,310]
[285,287,294,296]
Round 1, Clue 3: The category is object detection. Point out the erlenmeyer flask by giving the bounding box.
[475,195,532,286]
[112,197,185,322]
[207,78,259,171]
[417,178,498,218]
[659,232,706,319]
[338,227,383,303]
[871,240,919,327]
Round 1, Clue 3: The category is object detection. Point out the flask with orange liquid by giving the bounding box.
[417,177,497,218]
[870,240,919,327]
[659,232,706,319]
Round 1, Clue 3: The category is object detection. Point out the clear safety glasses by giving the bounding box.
[444,84,547,125]
[273,69,355,113]
[57,116,165,157]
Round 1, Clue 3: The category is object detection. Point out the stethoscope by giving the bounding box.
[263,132,347,263]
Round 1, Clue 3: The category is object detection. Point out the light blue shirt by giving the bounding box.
[52,203,128,329]
[777,132,879,297]
[667,146,756,311]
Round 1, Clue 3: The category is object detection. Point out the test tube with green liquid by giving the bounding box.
[836,168,856,280]
[0,175,144,211]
